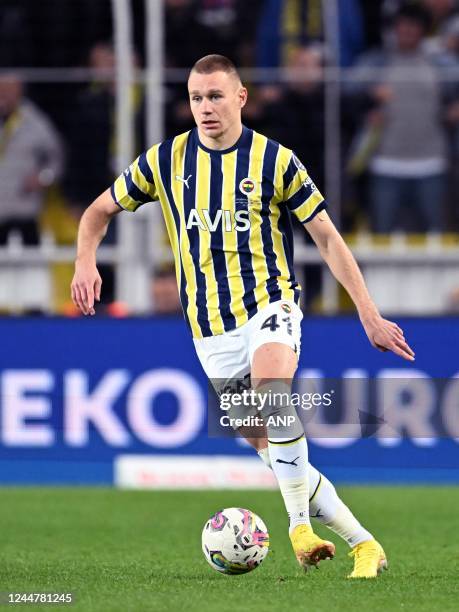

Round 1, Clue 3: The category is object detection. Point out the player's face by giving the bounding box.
[188,71,247,145]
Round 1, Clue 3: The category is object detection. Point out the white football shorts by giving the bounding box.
[193,298,303,387]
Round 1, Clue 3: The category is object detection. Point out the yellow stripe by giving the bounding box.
[196,148,224,335]
[284,170,304,200]
[146,145,159,186]
[149,145,181,289]
[222,150,248,328]
[133,155,154,197]
[292,190,324,222]
[170,133,202,338]
[113,154,154,211]
[153,136,200,337]
[113,176,137,211]
[270,145,297,301]
[248,133,270,311]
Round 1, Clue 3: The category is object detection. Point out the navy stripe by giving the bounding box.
[124,171,150,206]
[183,132,212,337]
[278,204,300,299]
[282,157,298,191]
[209,155,236,332]
[301,200,328,224]
[234,129,258,319]
[309,474,322,502]
[268,433,305,445]
[138,150,154,184]
[157,138,192,333]
[260,139,282,304]
[285,183,316,211]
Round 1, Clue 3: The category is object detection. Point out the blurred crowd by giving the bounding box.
[2,0,459,313]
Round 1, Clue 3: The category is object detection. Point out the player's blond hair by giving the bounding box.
[190,54,241,83]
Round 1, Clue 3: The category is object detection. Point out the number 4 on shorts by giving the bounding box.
[261,314,280,332]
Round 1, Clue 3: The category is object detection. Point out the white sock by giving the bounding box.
[258,448,373,547]
[267,436,310,532]
[308,471,373,547]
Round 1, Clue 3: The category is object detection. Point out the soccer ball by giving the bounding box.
[201,507,269,575]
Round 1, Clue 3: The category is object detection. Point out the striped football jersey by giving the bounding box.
[111,126,326,338]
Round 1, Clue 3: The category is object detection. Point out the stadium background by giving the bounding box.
[1,0,458,487]
[1,2,459,610]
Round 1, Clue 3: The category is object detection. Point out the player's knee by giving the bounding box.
[251,342,297,380]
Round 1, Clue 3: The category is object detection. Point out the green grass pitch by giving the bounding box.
[0,486,458,611]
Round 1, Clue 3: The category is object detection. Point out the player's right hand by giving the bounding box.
[71,260,102,316]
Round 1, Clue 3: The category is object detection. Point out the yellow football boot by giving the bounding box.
[348,539,388,578]
[289,525,335,570]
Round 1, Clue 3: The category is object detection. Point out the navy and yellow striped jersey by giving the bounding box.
[111,126,327,338]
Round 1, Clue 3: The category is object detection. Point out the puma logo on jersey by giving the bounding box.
[185,208,250,232]
[175,174,192,189]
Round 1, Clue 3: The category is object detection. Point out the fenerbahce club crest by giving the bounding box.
[239,177,256,196]
[281,303,291,313]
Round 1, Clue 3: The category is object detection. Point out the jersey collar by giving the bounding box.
[195,125,251,155]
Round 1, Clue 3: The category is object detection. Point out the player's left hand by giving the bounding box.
[361,315,415,361]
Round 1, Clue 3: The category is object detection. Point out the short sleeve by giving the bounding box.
[110,149,158,212]
[282,152,327,223]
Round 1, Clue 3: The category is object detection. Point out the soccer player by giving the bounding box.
[71,54,415,578]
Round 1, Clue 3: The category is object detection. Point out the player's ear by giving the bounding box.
[239,87,248,109]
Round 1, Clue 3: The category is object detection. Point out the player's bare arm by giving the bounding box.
[305,210,415,361]
[71,188,121,315]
